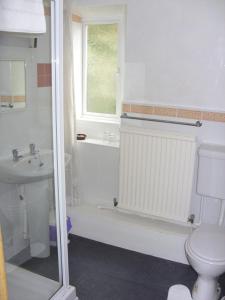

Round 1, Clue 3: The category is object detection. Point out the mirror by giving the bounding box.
[0,60,26,111]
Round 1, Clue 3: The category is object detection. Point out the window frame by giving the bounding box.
[81,18,123,123]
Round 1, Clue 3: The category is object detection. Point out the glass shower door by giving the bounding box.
[0,1,67,299]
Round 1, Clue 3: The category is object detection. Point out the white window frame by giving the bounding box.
[81,18,124,123]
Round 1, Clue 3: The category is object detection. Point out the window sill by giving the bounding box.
[77,138,120,148]
[77,115,121,125]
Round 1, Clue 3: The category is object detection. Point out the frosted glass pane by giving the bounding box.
[86,24,118,114]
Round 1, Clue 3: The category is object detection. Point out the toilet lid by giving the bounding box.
[187,224,225,262]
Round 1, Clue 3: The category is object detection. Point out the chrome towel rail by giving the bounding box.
[121,113,202,127]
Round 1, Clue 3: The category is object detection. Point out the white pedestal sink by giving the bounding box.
[0,149,71,184]
[0,150,71,258]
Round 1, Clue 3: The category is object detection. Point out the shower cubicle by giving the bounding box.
[0,1,77,299]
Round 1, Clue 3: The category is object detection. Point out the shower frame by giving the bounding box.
[49,0,77,299]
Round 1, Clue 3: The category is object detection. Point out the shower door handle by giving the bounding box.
[0,226,8,300]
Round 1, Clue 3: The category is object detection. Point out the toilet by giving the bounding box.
[185,144,225,300]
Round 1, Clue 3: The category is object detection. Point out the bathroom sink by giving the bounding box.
[0,150,71,184]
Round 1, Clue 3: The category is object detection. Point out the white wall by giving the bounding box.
[125,0,225,111]
[76,0,225,111]
[73,0,225,227]
[75,0,225,141]
[0,17,52,259]
[77,142,119,206]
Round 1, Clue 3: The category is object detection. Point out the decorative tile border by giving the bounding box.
[0,95,12,102]
[13,95,25,102]
[202,111,225,123]
[37,63,52,88]
[44,6,51,17]
[123,103,225,123]
[72,14,82,23]
[0,95,25,102]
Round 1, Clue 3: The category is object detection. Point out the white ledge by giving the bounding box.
[77,138,120,148]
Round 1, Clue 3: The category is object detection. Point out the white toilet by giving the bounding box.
[185,144,225,300]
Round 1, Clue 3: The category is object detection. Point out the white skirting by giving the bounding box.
[68,205,191,264]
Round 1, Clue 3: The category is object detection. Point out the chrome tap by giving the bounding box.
[12,149,23,162]
[29,143,37,155]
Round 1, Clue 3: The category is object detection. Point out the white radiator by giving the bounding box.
[118,126,197,225]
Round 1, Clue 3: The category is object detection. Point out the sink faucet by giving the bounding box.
[12,149,23,162]
[29,143,37,155]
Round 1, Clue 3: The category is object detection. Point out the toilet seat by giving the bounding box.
[186,224,225,263]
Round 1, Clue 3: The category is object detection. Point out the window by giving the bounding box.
[82,21,122,120]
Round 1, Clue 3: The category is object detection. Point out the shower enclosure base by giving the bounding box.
[69,205,191,264]
[7,263,60,300]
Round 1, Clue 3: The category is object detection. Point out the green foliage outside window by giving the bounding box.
[86,23,118,115]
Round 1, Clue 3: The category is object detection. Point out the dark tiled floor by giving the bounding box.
[22,234,225,300]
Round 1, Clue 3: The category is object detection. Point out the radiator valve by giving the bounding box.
[188,214,195,224]
[113,198,118,207]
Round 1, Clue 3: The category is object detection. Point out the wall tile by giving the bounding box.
[122,104,131,112]
[131,105,154,114]
[13,96,25,102]
[214,113,225,122]
[37,63,52,88]
[123,103,225,123]
[1,95,12,102]
[177,109,202,120]
[72,14,82,23]
[37,63,45,74]
[154,107,177,117]
[44,6,51,16]
[203,112,225,122]
[202,112,215,121]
